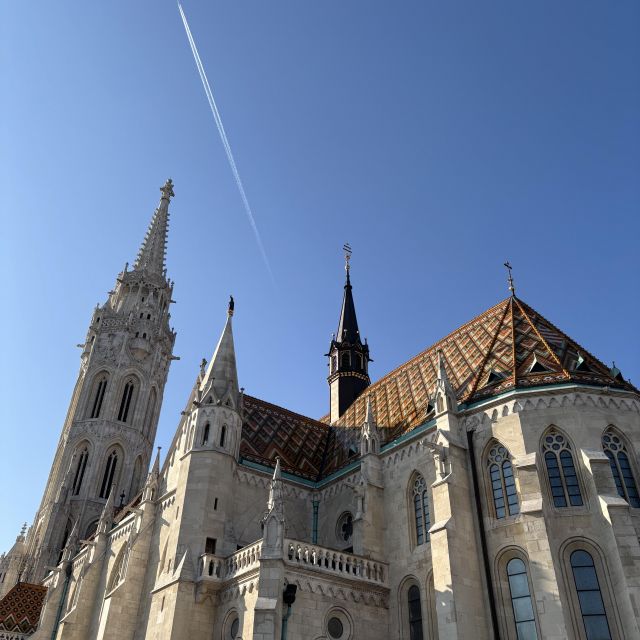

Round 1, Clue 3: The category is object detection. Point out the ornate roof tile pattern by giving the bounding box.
[239,297,635,481]
[240,395,332,480]
[0,582,47,634]
[332,296,635,435]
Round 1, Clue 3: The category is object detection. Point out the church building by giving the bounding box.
[1,180,639,640]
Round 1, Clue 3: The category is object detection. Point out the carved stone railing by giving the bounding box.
[197,540,262,582]
[284,539,388,587]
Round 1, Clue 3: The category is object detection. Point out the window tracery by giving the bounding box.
[602,428,640,507]
[487,443,519,518]
[542,428,583,507]
[412,474,431,545]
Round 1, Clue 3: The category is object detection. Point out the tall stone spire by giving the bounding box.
[327,246,371,423]
[133,179,174,275]
[200,297,240,407]
[20,180,178,586]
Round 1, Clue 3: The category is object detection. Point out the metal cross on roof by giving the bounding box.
[504,261,516,295]
[343,243,352,273]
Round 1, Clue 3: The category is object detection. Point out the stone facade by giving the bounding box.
[4,182,640,640]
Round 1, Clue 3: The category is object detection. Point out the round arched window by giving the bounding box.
[328,617,343,638]
[325,609,351,640]
[336,512,353,544]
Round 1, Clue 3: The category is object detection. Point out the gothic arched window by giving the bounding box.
[602,428,640,508]
[412,474,431,546]
[506,558,538,639]
[407,585,423,640]
[219,425,227,448]
[542,428,583,508]
[99,449,120,499]
[202,423,210,446]
[487,443,519,518]
[341,352,351,368]
[570,550,612,640]
[117,379,136,423]
[72,446,89,496]
[88,374,108,419]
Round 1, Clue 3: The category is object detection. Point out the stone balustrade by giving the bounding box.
[198,540,262,582]
[197,538,388,588]
[284,539,388,586]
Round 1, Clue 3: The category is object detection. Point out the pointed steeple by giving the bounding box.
[337,267,361,344]
[199,297,239,406]
[267,458,284,515]
[434,350,457,415]
[133,179,174,275]
[328,246,371,423]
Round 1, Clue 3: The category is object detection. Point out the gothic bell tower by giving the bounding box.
[22,180,178,584]
[327,246,371,423]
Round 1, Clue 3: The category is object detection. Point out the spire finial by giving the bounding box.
[160,178,175,200]
[343,242,352,279]
[503,261,516,296]
[134,180,174,275]
[228,295,235,317]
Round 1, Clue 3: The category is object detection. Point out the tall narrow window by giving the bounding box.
[72,447,89,496]
[99,450,119,498]
[219,425,227,448]
[202,423,210,446]
[341,352,350,368]
[570,550,612,640]
[412,474,431,545]
[602,428,640,507]
[506,558,538,640]
[542,429,583,507]
[143,388,157,437]
[487,443,520,518]
[407,585,423,640]
[89,376,108,419]
[117,380,135,423]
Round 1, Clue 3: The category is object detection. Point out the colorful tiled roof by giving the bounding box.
[239,296,635,481]
[240,395,362,480]
[332,296,636,435]
[0,582,46,634]
[240,395,331,480]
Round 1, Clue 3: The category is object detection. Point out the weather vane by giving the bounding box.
[503,261,516,295]
[343,243,352,274]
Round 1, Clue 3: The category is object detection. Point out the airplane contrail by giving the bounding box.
[178,3,276,285]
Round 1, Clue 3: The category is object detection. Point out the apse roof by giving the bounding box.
[332,296,635,435]
[240,296,635,481]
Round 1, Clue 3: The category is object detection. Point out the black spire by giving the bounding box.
[327,245,371,422]
[336,269,361,344]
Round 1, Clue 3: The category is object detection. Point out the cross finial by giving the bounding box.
[503,261,516,296]
[343,243,352,275]
[228,295,235,316]
[160,178,175,200]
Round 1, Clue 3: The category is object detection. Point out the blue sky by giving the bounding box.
[1,1,638,551]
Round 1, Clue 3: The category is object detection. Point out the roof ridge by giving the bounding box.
[353,297,512,395]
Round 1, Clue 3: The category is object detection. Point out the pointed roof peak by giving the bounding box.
[133,179,174,276]
[336,246,361,344]
[364,395,376,426]
[200,300,239,401]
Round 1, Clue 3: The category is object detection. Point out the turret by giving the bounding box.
[327,246,371,423]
